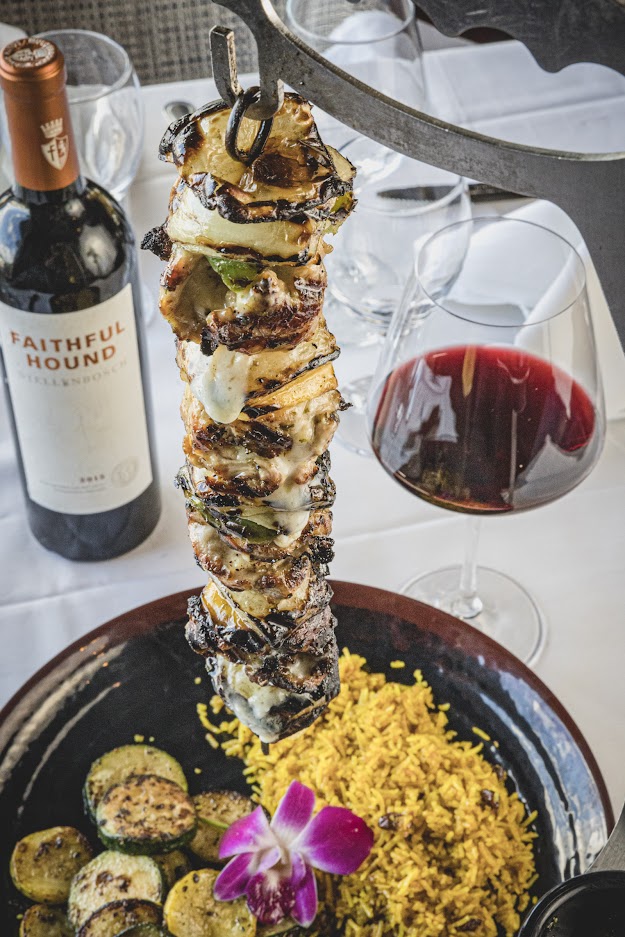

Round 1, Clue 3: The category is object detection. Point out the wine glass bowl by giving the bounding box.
[330,141,470,456]
[328,160,470,327]
[34,29,144,203]
[368,217,606,663]
[285,0,426,145]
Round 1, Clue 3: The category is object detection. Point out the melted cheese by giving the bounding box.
[188,343,251,424]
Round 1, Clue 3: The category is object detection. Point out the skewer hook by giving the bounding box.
[210,25,278,164]
[210,26,242,107]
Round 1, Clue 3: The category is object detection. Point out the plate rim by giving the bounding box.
[0,579,613,829]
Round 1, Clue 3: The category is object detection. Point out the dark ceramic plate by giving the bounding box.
[0,582,612,933]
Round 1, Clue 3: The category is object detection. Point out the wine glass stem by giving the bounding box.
[452,516,484,620]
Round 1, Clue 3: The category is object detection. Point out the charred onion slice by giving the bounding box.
[186,579,336,659]
[159,94,355,224]
[176,321,338,417]
[167,178,331,265]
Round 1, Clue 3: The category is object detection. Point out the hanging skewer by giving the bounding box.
[210,25,281,165]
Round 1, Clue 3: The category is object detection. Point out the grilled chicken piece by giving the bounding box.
[180,384,341,493]
[202,264,327,354]
[159,245,327,349]
[188,516,331,596]
[181,450,336,514]
[158,246,226,342]
[209,639,340,744]
[184,493,333,563]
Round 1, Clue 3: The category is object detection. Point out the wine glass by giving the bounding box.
[35,29,144,203]
[331,160,470,455]
[368,217,606,664]
[285,0,425,152]
[285,0,426,336]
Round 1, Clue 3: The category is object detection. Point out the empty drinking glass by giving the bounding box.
[286,0,425,151]
[35,29,144,202]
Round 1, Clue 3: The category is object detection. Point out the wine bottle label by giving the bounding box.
[0,283,154,514]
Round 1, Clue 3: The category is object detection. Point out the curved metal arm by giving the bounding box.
[416,0,625,76]
[213,0,625,350]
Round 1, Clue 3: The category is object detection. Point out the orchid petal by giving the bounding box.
[214,853,255,900]
[296,806,374,874]
[292,864,318,927]
[255,844,283,874]
[246,869,296,925]
[271,780,315,845]
[219,805,274,859]
[290,851,308,887]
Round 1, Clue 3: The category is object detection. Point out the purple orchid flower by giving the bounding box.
[213,780,374,927]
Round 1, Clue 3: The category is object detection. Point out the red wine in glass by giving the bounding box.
[372,345,600,514]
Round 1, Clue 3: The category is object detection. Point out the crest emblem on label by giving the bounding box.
[41,136,69,170]
[40,119,69,171]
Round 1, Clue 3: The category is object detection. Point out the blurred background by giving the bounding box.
[0,1,506,84]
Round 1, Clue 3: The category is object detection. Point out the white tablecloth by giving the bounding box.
[1,41,624,812]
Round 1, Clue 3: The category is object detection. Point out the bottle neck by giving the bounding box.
[4,78,82,194]
[12,176,87,205]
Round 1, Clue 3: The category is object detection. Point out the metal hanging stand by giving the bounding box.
[209,0,625,352]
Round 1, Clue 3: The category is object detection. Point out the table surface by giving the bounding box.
[1,41,624,813]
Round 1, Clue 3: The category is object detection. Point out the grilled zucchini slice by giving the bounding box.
[164,868,256,937]
[118,927,170,937]
[257,922,302,937]
[189,790,256,864]
[68,851,163,929]
[76,898,163,937]
[10,826,93,904]
[19,905,73,937]
[118,928,170,937]
[153,850,192,891]
[96,774,197,855]
[84,745,188,818]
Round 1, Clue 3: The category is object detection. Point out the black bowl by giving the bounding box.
[0,581,612,933]
[519,870,625,937]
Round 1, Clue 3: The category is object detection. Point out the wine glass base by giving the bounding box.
[335,376,374,457]
[401,565,546,666]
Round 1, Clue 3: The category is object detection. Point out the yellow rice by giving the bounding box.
[208,650,537,937]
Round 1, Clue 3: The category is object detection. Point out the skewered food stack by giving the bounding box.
[143,94,356,743]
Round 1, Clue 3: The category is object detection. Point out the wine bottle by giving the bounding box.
[0,37,161,560]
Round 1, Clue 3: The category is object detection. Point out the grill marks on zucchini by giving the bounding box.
[68,852,163,929]
[96,775,197,855]
[10,826,93,904]
[164,868,256,937]
[9,748,273,936]
[114,927,170,937]
[189,790,256,864]
[75,898,163,937]
[19,905,73,937]
[153,849,191,891]
[84,745,188,818]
